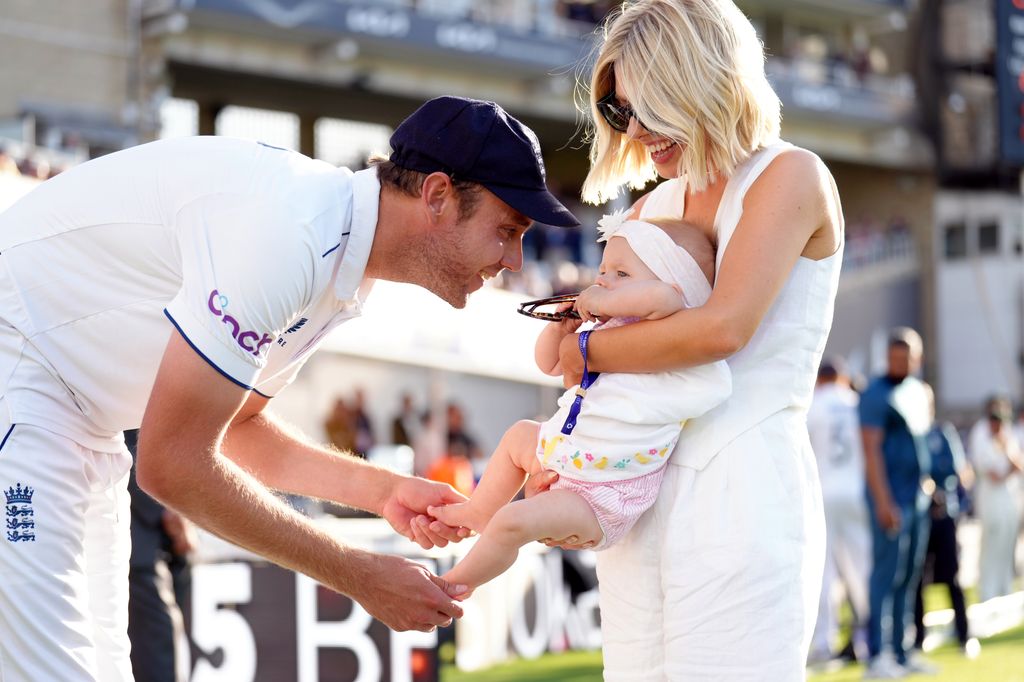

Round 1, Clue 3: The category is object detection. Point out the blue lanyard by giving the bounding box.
[560,330,600,435]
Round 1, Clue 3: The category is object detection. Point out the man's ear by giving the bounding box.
[421,172,454,221]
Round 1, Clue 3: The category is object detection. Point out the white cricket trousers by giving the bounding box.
[597,410,826,681]
[0,407,134,682]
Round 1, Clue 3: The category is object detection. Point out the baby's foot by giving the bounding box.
[428,502,489,534]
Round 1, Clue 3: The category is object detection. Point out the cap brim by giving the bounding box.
[484,184,580,228]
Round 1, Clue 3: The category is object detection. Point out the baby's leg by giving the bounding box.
[429,420,541,533]
[443,489,603,590]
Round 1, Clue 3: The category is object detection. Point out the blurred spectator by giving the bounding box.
[391,391,419,447]
[351,388,375,457]
[913,388,978,658]
[18,157,50,180]
[413,409,446,477]
[424,451,475,497]
[807,357,871,665]
[860,327,936,678]
[446,402,478,456]
[842,215,915,271]
[560,0,604,24]
[324,397,357,454]
[0,146,20,176]
[446,402,484,478]
[126,430,194,682]
[968,396,1023,602]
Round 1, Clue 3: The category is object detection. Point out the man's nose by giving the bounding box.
[501,240,524,273]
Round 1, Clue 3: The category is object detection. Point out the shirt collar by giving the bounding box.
[333,167,380,302]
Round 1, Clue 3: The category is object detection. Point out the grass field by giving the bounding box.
[441,623,1024,682]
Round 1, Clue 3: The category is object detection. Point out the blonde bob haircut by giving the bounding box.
[582,0,781,205]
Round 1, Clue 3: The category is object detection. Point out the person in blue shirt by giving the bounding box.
[860,327,937,678]
[912,390,978,659]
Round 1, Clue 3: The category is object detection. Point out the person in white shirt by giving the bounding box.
[967,397,1023,602]
[806,357,871,665]
[0,96,579,682]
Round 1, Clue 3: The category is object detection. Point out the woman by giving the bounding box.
[539,1,844,678]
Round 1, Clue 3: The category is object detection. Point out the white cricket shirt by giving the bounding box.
[806,382,865,500]
[0,136,378,451]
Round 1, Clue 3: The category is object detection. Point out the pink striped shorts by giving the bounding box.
[551,465,668,550]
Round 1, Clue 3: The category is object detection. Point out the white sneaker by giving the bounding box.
[903,652,940,675]
[863,653,907,679]
[962,637,981,660]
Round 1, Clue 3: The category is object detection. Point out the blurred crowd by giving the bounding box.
[0,143,68,181]
[322,390,486,498]
[806,329,1023,676]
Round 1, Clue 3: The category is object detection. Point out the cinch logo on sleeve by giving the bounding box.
[207,289,274,357]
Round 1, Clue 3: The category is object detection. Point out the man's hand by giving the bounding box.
[382,477,472,549]
[350,553,467,632]
[874,498,901,535]
[161,509,198,556]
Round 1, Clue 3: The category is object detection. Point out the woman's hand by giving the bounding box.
[557,332,584,388]
[522,470,595,550]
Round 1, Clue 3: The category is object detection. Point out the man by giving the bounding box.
[0,96,578,681]
[860,327,937,679]
[125,430,194,682]
[912,391,977,659]
[806,357,871,666]
[391,391,418,448]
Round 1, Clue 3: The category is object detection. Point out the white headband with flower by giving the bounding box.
[595,207,632,242]
[593,212,713,308]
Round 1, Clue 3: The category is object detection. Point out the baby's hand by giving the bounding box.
[574,285,606,323]
[551,301,584,334]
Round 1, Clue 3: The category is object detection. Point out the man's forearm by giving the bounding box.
[222,411,400,515]
[142,437,371,597]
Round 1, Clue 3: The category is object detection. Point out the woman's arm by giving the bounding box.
[575,280,683,323]
[559,149,839,384]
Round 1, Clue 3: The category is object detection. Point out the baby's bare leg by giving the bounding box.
[443,490,603,590]
[428,420,541,532]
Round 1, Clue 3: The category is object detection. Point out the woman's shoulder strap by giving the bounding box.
[639,177,685,220]
[714,140,796,259]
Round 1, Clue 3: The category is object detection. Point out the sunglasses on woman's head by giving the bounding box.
[597,92,644,133]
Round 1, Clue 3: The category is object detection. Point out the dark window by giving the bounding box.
[978,221,1000,254]
[944,222,968,259]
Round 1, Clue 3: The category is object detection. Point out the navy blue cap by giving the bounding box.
[389,96,580,227]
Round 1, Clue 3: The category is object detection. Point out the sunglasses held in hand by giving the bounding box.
[517,294,582,321]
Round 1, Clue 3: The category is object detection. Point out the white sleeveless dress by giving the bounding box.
[596,141,841,681]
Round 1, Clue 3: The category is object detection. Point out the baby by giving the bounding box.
[429,215,731,590]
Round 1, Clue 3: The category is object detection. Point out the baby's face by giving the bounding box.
[595,237,659,290]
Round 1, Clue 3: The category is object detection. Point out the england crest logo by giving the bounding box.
[5,483,35,542]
